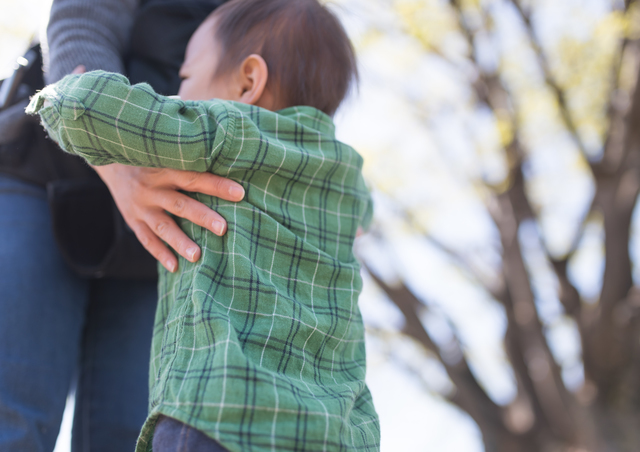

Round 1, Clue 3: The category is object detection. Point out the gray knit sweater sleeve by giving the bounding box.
[44,0,139,84]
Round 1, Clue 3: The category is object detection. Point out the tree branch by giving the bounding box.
[446,3,582,441]
[489,176,578,444]
[508,0,596,174]
[363,263,509,431]
[599,38,635,173]
[584,59,640,397]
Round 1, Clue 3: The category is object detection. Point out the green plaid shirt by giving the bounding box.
[28,71,379,452]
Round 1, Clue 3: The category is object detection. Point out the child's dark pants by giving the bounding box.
[153,416,230,452]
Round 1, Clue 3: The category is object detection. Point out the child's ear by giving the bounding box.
[237,54,269,106]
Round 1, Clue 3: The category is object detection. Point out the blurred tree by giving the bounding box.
[349,0,640,450]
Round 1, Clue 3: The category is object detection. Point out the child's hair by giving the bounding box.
[211,0,357,116]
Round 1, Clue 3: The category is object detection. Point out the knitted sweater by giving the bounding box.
[45,0,138,84]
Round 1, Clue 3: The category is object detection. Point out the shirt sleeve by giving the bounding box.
[27,71,236,172]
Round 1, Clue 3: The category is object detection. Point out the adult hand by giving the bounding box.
[69,66,243,272]
[94,164,244,273]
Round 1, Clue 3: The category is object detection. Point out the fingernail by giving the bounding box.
[166,260,176,272]
[186,247,198,261]
[229,185,245,200]
[212,220,225,236]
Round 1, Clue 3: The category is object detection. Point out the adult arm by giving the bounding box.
[29,71,243,270]
[45,0,138,84]
[44,1,244,271]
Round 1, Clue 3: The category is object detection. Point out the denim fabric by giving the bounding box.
[0,175,157,452]
[153,416,229,452]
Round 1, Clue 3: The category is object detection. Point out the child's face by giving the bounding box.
[178,16,235,101]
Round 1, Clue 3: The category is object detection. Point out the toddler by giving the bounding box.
[28,0,379,451]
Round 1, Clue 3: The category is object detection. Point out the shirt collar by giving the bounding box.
[276,106,336,137]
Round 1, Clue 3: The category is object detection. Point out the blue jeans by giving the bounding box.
[0,175,157,452]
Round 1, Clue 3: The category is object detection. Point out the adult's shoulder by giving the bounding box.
[45,0,140,84]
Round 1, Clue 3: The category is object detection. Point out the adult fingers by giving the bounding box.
[170,170,245,202]
[130,221,180,272]
[159,191,228,236]
[143,210,203,267]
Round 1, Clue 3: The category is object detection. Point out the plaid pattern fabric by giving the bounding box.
[28,71,379,452]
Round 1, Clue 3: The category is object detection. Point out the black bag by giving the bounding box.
[0,45,157,280]
[47,179,159,279]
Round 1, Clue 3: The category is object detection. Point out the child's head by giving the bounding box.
[178,0,357,116]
